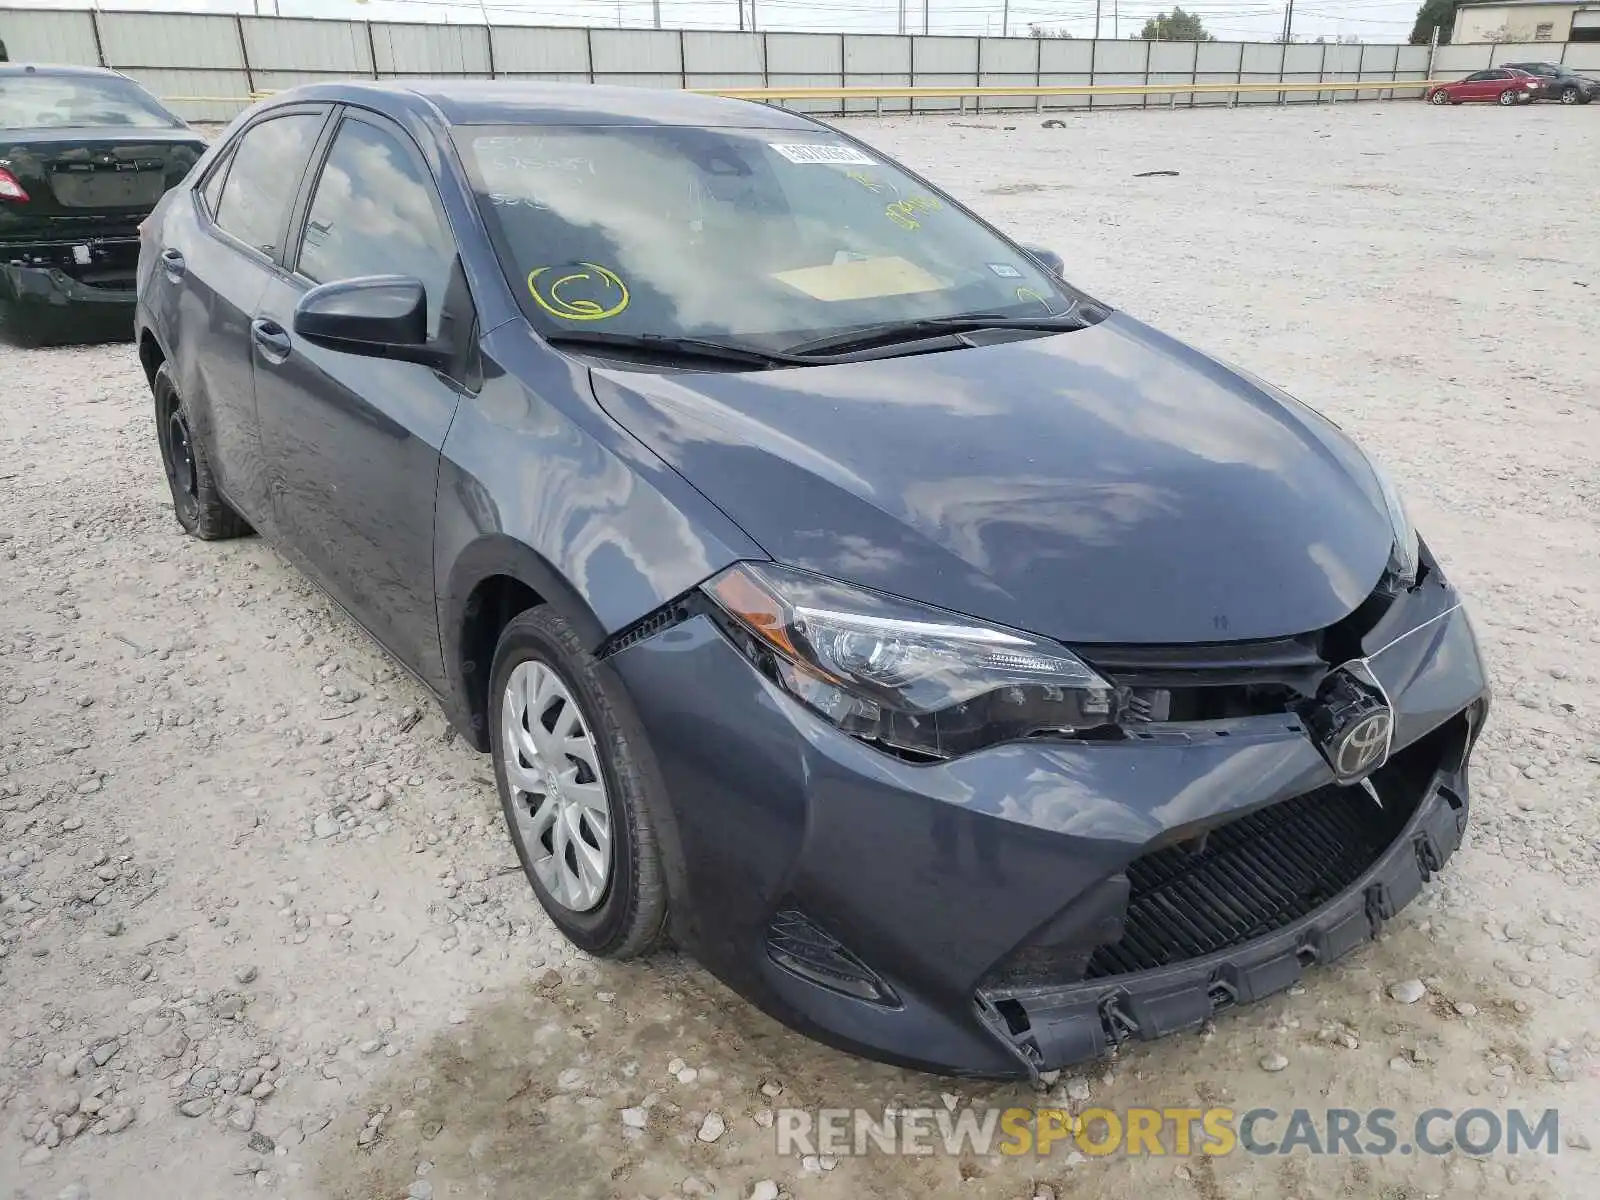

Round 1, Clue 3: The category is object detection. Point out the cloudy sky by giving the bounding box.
[6,0,1424,44]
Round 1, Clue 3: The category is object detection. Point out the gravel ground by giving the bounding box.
[2,100,1599,1200]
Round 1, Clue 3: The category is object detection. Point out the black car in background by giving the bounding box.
[0,64,205,345]
[1501,61,1599,104]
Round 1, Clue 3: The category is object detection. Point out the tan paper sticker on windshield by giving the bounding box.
[769,142,876,166]
[770,256,947,302]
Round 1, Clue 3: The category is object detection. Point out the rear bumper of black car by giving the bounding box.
[609,568,1488,1079]
[0,237,139,345]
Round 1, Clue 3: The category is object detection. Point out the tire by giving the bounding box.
[1498,90,1518,106]
[1560,86,1581,105]
[489,606,668,959]
[152,363,250,540]
[1429,89,1450,106]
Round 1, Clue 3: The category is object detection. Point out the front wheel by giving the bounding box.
[1499,89,1519,106]
[489,606,668,959]
[1560,86,1581,104]
[152,363,250,540]
[1429,89,1450,106]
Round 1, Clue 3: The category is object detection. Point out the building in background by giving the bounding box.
[1452,0,1600,42]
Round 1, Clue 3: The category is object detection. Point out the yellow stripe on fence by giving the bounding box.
[160,79,1446,108]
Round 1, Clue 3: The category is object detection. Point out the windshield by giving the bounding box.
[458,124,1082,352]
[0,73,183,131]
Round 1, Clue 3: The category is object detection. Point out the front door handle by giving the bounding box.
[251,318,292,364]
[160,247,186,279]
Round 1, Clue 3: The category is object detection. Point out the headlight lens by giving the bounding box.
[705,562,1114,760]
[1365,454,1419,590]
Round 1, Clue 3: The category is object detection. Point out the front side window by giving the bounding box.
[297,116,455,337]
[215,113,324,258]
[458,124,1083,352]
[0,72,182,130]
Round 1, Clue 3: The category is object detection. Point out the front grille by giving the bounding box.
[1085,784,1400,979]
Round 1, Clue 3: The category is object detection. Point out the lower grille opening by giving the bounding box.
[1084,781,1410,978]
[984,719,1464,994]
[766,908,898,1006]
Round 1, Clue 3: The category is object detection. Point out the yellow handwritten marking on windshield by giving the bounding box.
[527,263,630,320]
[1016,286,1047,305]
[846,170,894,195]
[884,195,942,232]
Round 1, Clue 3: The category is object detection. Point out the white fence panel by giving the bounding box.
[99,12,241,70]
[684,31,762,74]
[980,37,1036,75]
[492,27,592,76]
[242,17,371,74]
[590,29,682,76]
[765,32,840,74]
[0,8,99,64]
[373,23,489,75]
[845,35,910,74]
[1562,43,1600,69]
[1432,44,1495,73]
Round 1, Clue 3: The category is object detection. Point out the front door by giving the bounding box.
[252,109,477,686]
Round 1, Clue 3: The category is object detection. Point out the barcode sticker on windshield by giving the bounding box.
[769,142,876,166]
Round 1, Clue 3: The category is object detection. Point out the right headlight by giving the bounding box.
[704,562,1115,761]
[1363,452,1420,592]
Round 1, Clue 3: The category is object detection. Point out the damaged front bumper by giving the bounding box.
[0,238,139,346]
[609,559,1489,1078]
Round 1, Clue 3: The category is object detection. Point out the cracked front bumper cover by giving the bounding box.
[976,770,1467,1073]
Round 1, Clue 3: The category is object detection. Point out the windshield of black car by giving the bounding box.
[457,124,1081,352]
[0,74,182,130]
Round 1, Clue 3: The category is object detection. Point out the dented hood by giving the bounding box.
[588,312,1395,645]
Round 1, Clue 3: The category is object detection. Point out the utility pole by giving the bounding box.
[1282,0,1295,42]
[1113,0,1119,38]
[751,0,759,31]
[738,0,745,31]
[652,0,661,28]
[1094,0,1101,39]
[898,0,905,34]
[1002,0,1009,36]
[923,0,930,36]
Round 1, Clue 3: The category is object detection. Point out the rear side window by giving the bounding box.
[214,113,324,259]
[297,116,456,336]
[199,148,231,218]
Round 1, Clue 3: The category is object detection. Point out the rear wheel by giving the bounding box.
[1429,89,1450,106]
[1498,89,1519,106]
[1560,85,1581,104]
[152,364,250,540]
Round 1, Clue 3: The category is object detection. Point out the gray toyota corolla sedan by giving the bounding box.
[134,81,1488,1078]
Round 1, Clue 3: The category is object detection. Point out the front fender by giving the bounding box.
[433,324,764,746]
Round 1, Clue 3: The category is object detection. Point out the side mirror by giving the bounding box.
[293,276,451,370]
[1022,244,1066,278]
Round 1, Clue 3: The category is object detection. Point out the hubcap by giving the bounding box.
[166,409,197,504]
[501,660,613,913]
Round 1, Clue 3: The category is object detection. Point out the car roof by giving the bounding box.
[0,63,133,78]
[266,80,825,131]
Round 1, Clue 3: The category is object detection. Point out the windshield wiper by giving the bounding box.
[783,311,1093,358]
[542,330,810,370]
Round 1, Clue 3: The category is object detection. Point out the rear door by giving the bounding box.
[164,107,330,527]
[252,107,474,684]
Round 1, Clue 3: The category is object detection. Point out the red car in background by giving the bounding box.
[1428,68,1541,106]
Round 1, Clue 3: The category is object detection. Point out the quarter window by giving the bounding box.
[297,116,456,337]
[214,113,324,258]
[199,147,231,218]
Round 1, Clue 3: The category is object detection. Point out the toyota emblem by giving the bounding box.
[1333,710,1392,779]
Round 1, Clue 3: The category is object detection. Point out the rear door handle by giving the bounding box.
[251,318,292,364]
[159,247,186,279]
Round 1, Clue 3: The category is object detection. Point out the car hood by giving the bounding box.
[588,312,1395,645]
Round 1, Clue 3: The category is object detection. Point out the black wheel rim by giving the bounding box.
[164,405,199,519]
